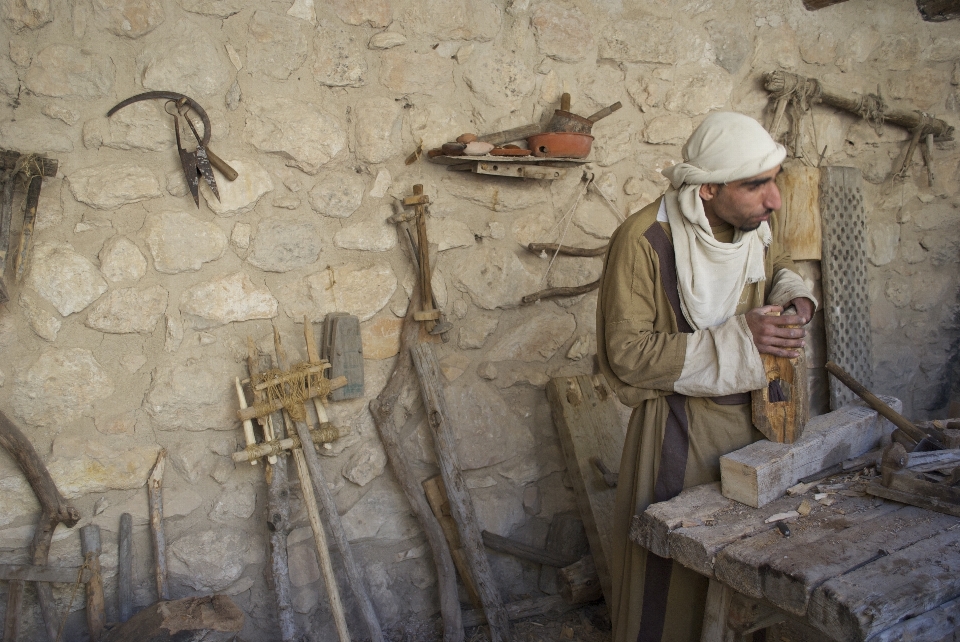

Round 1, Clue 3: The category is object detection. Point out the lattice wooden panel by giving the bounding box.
[819,166,873,410]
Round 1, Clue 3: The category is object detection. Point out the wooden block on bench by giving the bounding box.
[720,397,900,508]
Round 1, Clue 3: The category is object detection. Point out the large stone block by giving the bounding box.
[68,164,162,210]
[12,348,114,427]
[24,45,114,97]
[85,285,168,334]
[145,210,227,273]
[138,19,231,97]
[247,10,308,80]
[247,215,322,272]
[180,272,278,329]
[94,0,164,38]
[246,96,346,174]
[145,355,242,431]
[26,241,108,316]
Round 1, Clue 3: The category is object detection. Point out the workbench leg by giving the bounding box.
[701,579,737,642]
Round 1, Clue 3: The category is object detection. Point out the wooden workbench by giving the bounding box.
[630,480,960,641]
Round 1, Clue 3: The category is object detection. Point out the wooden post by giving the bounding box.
[246,340,299,641]
[81,524,106,640]
[4,579,24,641]
[410,343,511,642]
[275,326,384,642]
[148,449,169,601]
[118,512,133,623]
[368,290,464,642]
[422,475,484,610]
[13,173,41,281]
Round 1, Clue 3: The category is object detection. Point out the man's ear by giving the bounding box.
[699,183,720,201]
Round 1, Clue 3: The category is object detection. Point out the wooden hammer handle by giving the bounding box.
[824,361,930,445]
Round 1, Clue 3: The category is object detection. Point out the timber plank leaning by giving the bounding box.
[546,375,627,607]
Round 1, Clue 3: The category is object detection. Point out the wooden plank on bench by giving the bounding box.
[807,525,960,641]
[546,375,626,606]
[720,398,899,508]
[867,593,960,642]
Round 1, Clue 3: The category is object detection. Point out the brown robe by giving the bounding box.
[596,197,808,642]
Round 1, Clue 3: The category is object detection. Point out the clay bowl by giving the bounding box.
[527,132,594,158]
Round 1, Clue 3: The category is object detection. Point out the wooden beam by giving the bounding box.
[461,595,574,629]
[81,525,106,641]
[101,595,244,642]
[481,530,578,568]
[802,0,851,8]
[916,0,960,21]
[118,513,134,623]
[719,398,899,507]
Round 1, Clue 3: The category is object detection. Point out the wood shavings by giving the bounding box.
[765,510,800,524]
[797,499,812,516]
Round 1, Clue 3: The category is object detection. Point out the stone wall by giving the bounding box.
[0,0,957,639]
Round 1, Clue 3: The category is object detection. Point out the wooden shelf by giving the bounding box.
[428,154,587,180]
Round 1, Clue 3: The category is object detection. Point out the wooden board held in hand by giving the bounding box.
[546,375,626,607]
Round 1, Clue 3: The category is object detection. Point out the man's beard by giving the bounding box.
[738,210,773,232]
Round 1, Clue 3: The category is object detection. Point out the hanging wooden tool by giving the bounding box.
[751,309,809,444]
[776,162,821,261]
[388,186,451,340]
[763,70,954,181]
[0,150,59,302]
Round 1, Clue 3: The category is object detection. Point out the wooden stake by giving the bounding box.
[246,340,298,641]
[148,449,169,601]
[411,343,511,642]
[81,524,106,640]
[118,512,133,623]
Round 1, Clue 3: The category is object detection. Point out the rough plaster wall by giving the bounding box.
[0,0,957,639]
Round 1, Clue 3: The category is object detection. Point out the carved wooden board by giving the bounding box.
[777,163,821,260]
[322,312,364,401]
[819,166,873,411]
[546,375,626,607]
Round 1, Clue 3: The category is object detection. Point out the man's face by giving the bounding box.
[699,166,783,232]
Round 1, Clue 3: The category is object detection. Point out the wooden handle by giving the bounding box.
[587,101,622,123]
[824,361,931,445]
[206,147,239,181]
[476,124,541,145]
[560,93,571,111]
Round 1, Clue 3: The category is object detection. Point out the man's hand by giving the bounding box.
[789,297,815,325]
[745,304,808,358]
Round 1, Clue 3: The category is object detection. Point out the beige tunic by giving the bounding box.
[596,197,813,642]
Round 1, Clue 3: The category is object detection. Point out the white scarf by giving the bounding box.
[660,112,786,330]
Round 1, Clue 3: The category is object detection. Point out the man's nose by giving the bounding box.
[765,181,782,211]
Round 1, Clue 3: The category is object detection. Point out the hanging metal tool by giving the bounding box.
[108,91,238,208]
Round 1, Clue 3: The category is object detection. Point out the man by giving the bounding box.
[596,112,817,642]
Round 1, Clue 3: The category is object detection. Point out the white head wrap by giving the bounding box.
[659,112,786,330]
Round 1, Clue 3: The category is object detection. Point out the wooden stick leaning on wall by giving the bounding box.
[118,512,134,623]
[80,524,106,640]
[410,343,512,642]
[148,449,169,601]
[0,408,81,642]
[275,325,384,642]
[245,339,299,641]
[368,292,464,642]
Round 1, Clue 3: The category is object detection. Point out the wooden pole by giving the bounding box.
[81,524,106,640]
[368,290,464,642]
[763,71,954,140]
[275,327,384,642]
[148,449,169,601]
[410,343,511,642]
[118,512,133,623]
[246,340,299,641]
